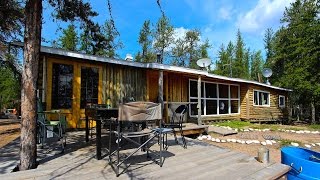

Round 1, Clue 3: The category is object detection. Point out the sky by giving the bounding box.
[41,0,295,63]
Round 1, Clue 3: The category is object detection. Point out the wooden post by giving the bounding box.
[165,74,169,123]
[197,75,202,125]
[158,71,164,116]
[42,56,46,103]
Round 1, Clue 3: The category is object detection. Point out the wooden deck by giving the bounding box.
[179,123,208,135]
[0,131,290,179]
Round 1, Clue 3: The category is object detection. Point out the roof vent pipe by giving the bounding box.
[125,54,133,61]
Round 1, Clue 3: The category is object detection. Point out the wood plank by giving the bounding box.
[246,162,291,179]
[207,126,237,136]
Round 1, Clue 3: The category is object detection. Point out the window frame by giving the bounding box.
[279,95,285,108]
[80,66,99,109]
[51,63,74,109]
[253,89,270,107]
[188,79,240,117]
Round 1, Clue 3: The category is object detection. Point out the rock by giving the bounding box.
[312,131,319,134]
[227,139,231,142]
[236,140,242,143]
[216,139,221,143]
[258,129,262,132]
[304,130,311,133]
[197,136,203,141]
[252,140,260,144]
[271,140,277,144]
[241,141,246,144]
[246,140,252,144]
[244,129,249,132]
[266,140,273,145]
[290,130,296,133]
[211,138,216,142]
[305,144,311,148]
[291,142,299,147]
[248,128,254,131]
[261,142,267,146]
[235,128,238,132]
[231,139,237,143]
[221,140,226,143]
[285,130,290,132]
[316,143,320,146]
[311,143,316,146]
[207,135,212,140]
[202,135,207,139]
[263,129,270,132]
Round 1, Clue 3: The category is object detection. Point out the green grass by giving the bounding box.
[308,124,320,130]
[213,120,251,129]
[213,120,320,131]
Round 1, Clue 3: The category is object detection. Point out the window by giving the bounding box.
[189,80,240,116]
[279,95,285,108]
[52,63,73,109]
[253,90,270,106]
[80,67,99,108]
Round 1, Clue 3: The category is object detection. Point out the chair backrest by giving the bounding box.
[170,104,188,125]
[118,102,162,122]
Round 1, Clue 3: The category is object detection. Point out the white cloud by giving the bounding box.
[174,27,188,40]
[237,0,295,33]
[219,7,233,20]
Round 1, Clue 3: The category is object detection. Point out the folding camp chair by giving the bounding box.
[37,100,67,152]
[108,102,172,176]
[163,104,188,149]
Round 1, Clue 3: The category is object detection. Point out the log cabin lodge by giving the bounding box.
[14,42,292,128]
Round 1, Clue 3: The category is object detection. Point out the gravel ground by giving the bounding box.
[205,131,320,163]
[0,119,20,148]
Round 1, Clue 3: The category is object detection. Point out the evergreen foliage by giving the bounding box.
[270,0,320,123]
[153,15,174,63]
[58,24,78,51]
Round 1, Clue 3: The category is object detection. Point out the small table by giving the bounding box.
[85,107,118,160]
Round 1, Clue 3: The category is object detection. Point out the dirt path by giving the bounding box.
[0,119,20,148]
[205,131,320,163]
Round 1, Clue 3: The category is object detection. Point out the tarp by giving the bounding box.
[118,102,162,122]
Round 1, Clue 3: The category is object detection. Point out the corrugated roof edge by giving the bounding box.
[11,41,292,92]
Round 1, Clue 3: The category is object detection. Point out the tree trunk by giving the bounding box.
[20,0,42,171]
[311,100,315,124]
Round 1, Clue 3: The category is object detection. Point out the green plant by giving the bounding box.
[213,120,251,129]
[308,124,320,130]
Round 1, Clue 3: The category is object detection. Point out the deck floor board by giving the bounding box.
[0,131,290,179]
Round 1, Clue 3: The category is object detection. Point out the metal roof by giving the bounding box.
[11,41,292,92]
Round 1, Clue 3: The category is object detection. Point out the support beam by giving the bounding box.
[197,75,202,125]
[42,56,46,103]
[158,71,164,114]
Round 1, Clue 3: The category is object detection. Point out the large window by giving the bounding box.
[253,90,270,106]
[279,95,285,108]
[80,67,99,108]
[52,63,73,109]
[189,80,240,116]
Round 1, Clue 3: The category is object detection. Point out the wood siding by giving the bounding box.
[43,56,147,128]
[246,84,289,120]
[105,64,147,107]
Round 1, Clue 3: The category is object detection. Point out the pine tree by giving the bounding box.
[234,29,245,78]
[58,24,78,51]
[272,0,320,123]
[250,50,264,81]
[264,28,275,67]
[136,20,155,62]
[153,15,174,63]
